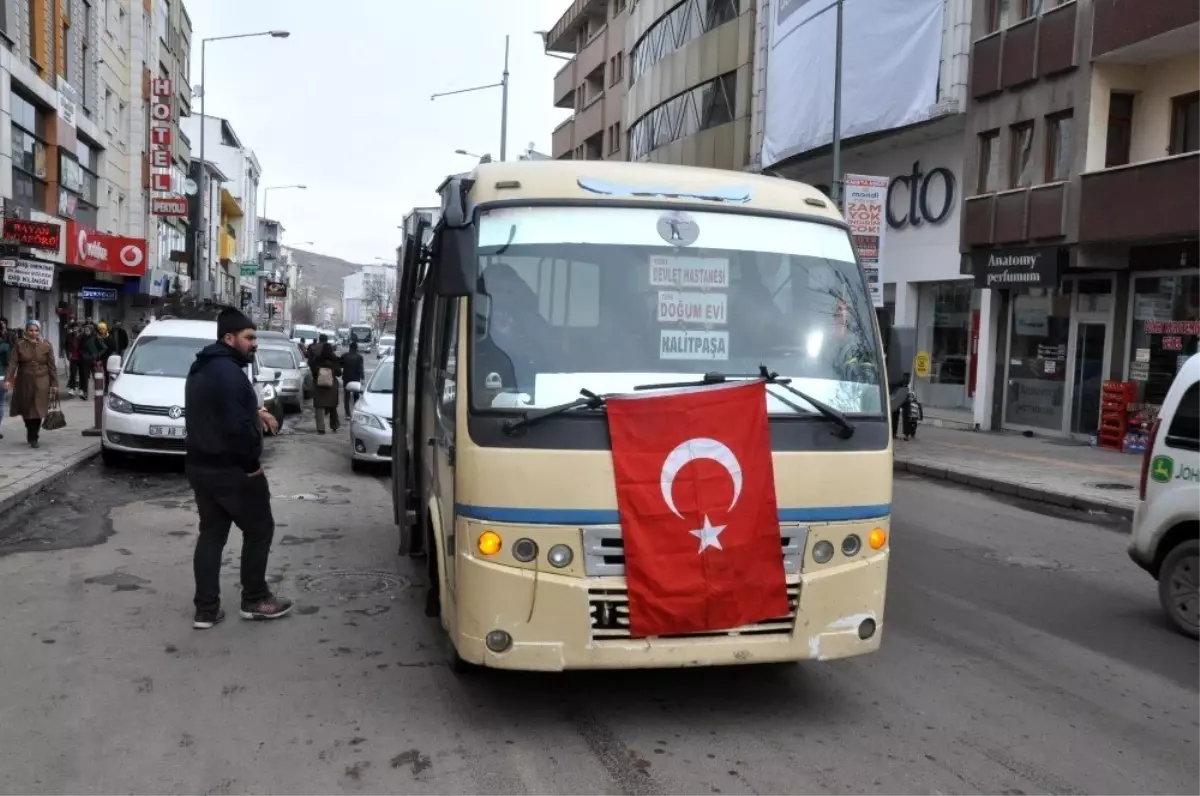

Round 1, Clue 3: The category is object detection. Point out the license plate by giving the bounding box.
[149,426,185,438]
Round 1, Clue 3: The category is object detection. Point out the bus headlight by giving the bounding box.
[512,538,538,563]
[547,544,573,568]
[811,540,835,564]
[841,534,862,556]
[477,531,502,556]
[868,528,888,550]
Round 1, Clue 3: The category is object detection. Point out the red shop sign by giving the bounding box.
[67,222,148,276]
[4,218,62,251]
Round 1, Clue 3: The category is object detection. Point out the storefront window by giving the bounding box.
[1005,287,1071,429]
[1128,274,1200,405]
[914,281,977,411]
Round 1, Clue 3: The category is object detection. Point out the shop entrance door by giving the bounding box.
[1069,322,1107,436]
[1065,277,1116,438]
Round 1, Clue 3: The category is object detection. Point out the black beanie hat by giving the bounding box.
[216,307,255,339]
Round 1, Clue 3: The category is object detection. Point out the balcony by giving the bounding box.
[219,229,236,263]
[962,183,1069,248]
[1092,0,1199,62]
[1079,152,1199,243]
[576,92,605,142]
[970,2,1079,100]
[553,60,576,108]
[545,0,606,54]
[552,116,575,158]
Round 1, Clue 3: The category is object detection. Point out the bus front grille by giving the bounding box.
[582,525,807,578]
[587,583,801,640]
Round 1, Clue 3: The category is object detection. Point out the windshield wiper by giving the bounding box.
[633,366,856,439]
[502,389,606,435]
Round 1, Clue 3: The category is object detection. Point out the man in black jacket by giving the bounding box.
[185,307,290,629]
[340,341,366,416]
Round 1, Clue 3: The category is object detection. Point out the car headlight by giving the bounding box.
[352,410,386,430]
[107,393,133,413]
[261,385,277,401]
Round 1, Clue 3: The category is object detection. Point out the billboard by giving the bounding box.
[761,0,943,168]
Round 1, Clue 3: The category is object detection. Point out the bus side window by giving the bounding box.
[438,298,460,416]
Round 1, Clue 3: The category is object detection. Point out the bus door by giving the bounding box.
[393,223,429,551]
[430,295,460,597]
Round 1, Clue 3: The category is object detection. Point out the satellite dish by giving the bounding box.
[183,178,199,196]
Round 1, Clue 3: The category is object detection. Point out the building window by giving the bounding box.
[1045,111,1073,182]
[987,0,1009,32]
[1020,0,1042,20]
[26,0,37,61]
[157,0,169,44]
[977,129,1000,192]
[1129,275,1200,406]
[11,92,48,213]
[610,52,623,86]
[1169,91,1199,155]
[609,121,622,154]
[914,282,977,411]
[630,0,739,85]
[82,0,93,108]
[1106,92,1135,168]
[1010,121,1035,188]
[628,72,737,161]
[612,0,626,16]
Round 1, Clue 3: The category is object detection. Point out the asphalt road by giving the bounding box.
[0,422,1195,795]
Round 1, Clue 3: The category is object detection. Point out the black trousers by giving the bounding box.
[76,360,94,397]
[25,418,41,442]
[188,469,276,613]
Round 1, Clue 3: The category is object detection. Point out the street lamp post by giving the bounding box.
[431,35,509,161]
[197,29,290,301]
[258,184,306,313]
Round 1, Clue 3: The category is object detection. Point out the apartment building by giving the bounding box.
[179,113,262,305]
[0,0,168,341]
[961,0,1198,436]
[546,0,629,161]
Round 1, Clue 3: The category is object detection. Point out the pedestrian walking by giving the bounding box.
[4,320,59,448]
[184,307,291,629]
[310,336,342,434]
[0,326,10,441]
[76,323,103,400]
[340,341,365,417]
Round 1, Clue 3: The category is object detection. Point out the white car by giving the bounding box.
[101,319,278,464]
[1129,353,1199,638]
[376,335,396,358]
[346,356,394,472]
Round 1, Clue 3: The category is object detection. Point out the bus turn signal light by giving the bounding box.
[868,528,887,550]
[477,531,502,556]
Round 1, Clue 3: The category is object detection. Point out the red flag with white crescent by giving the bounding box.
[606,380,789,638]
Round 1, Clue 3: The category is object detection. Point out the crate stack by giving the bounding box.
[1098,380,1137,451]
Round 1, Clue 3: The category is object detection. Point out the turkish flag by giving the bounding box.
[606,381,789,638]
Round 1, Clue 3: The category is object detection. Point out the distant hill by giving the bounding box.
[286,248,365,312]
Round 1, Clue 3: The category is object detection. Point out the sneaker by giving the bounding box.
[193,608,226,629]
[240,595,294,621]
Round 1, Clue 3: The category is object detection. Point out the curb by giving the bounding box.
[0,443,103,517]
[893,459,1135,520]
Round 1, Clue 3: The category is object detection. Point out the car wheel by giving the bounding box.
[100,446,121,467]
[1158,538,1199,639]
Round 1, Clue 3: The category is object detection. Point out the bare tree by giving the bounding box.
[363,273,392,332]
[291,289,317,325]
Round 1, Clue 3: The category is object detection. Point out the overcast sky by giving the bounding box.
[187,0,572,265]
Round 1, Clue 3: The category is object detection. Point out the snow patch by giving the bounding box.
[825,612,875,632]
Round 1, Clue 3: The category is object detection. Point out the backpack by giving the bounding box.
[317,367,335,388]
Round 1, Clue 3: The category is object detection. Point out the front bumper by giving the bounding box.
[449,518,889,671]
[102,408,187,455]
[350,419,392,461]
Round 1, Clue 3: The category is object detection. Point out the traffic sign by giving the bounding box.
[240,263,258,277]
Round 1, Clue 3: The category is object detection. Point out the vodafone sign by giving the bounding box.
[67,222,148,276]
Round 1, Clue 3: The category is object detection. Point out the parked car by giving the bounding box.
[346,356,394,472]
[1129,353,1199,638]
[100,319,278,465]
[376,334,396,358]
[257,343,308,411]
[252,353,286,432]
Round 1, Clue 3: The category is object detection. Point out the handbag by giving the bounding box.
[42,394,66,431]
[316,367,335,388]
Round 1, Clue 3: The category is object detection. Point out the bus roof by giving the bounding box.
[457,160,843,223]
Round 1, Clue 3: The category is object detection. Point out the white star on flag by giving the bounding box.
[690,515,726,553]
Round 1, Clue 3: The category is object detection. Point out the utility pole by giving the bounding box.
[431,34,510,162]
[830,0,845,210]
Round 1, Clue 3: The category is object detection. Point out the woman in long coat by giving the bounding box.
[309,341,343,434]
[5,319,59,448]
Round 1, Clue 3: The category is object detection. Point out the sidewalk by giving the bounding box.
[894,424,1141,518]
[0,397,102,514]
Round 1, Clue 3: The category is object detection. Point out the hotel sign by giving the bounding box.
[149,77,186,214]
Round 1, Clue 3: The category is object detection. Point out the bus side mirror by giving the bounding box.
[433,225,474,297]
